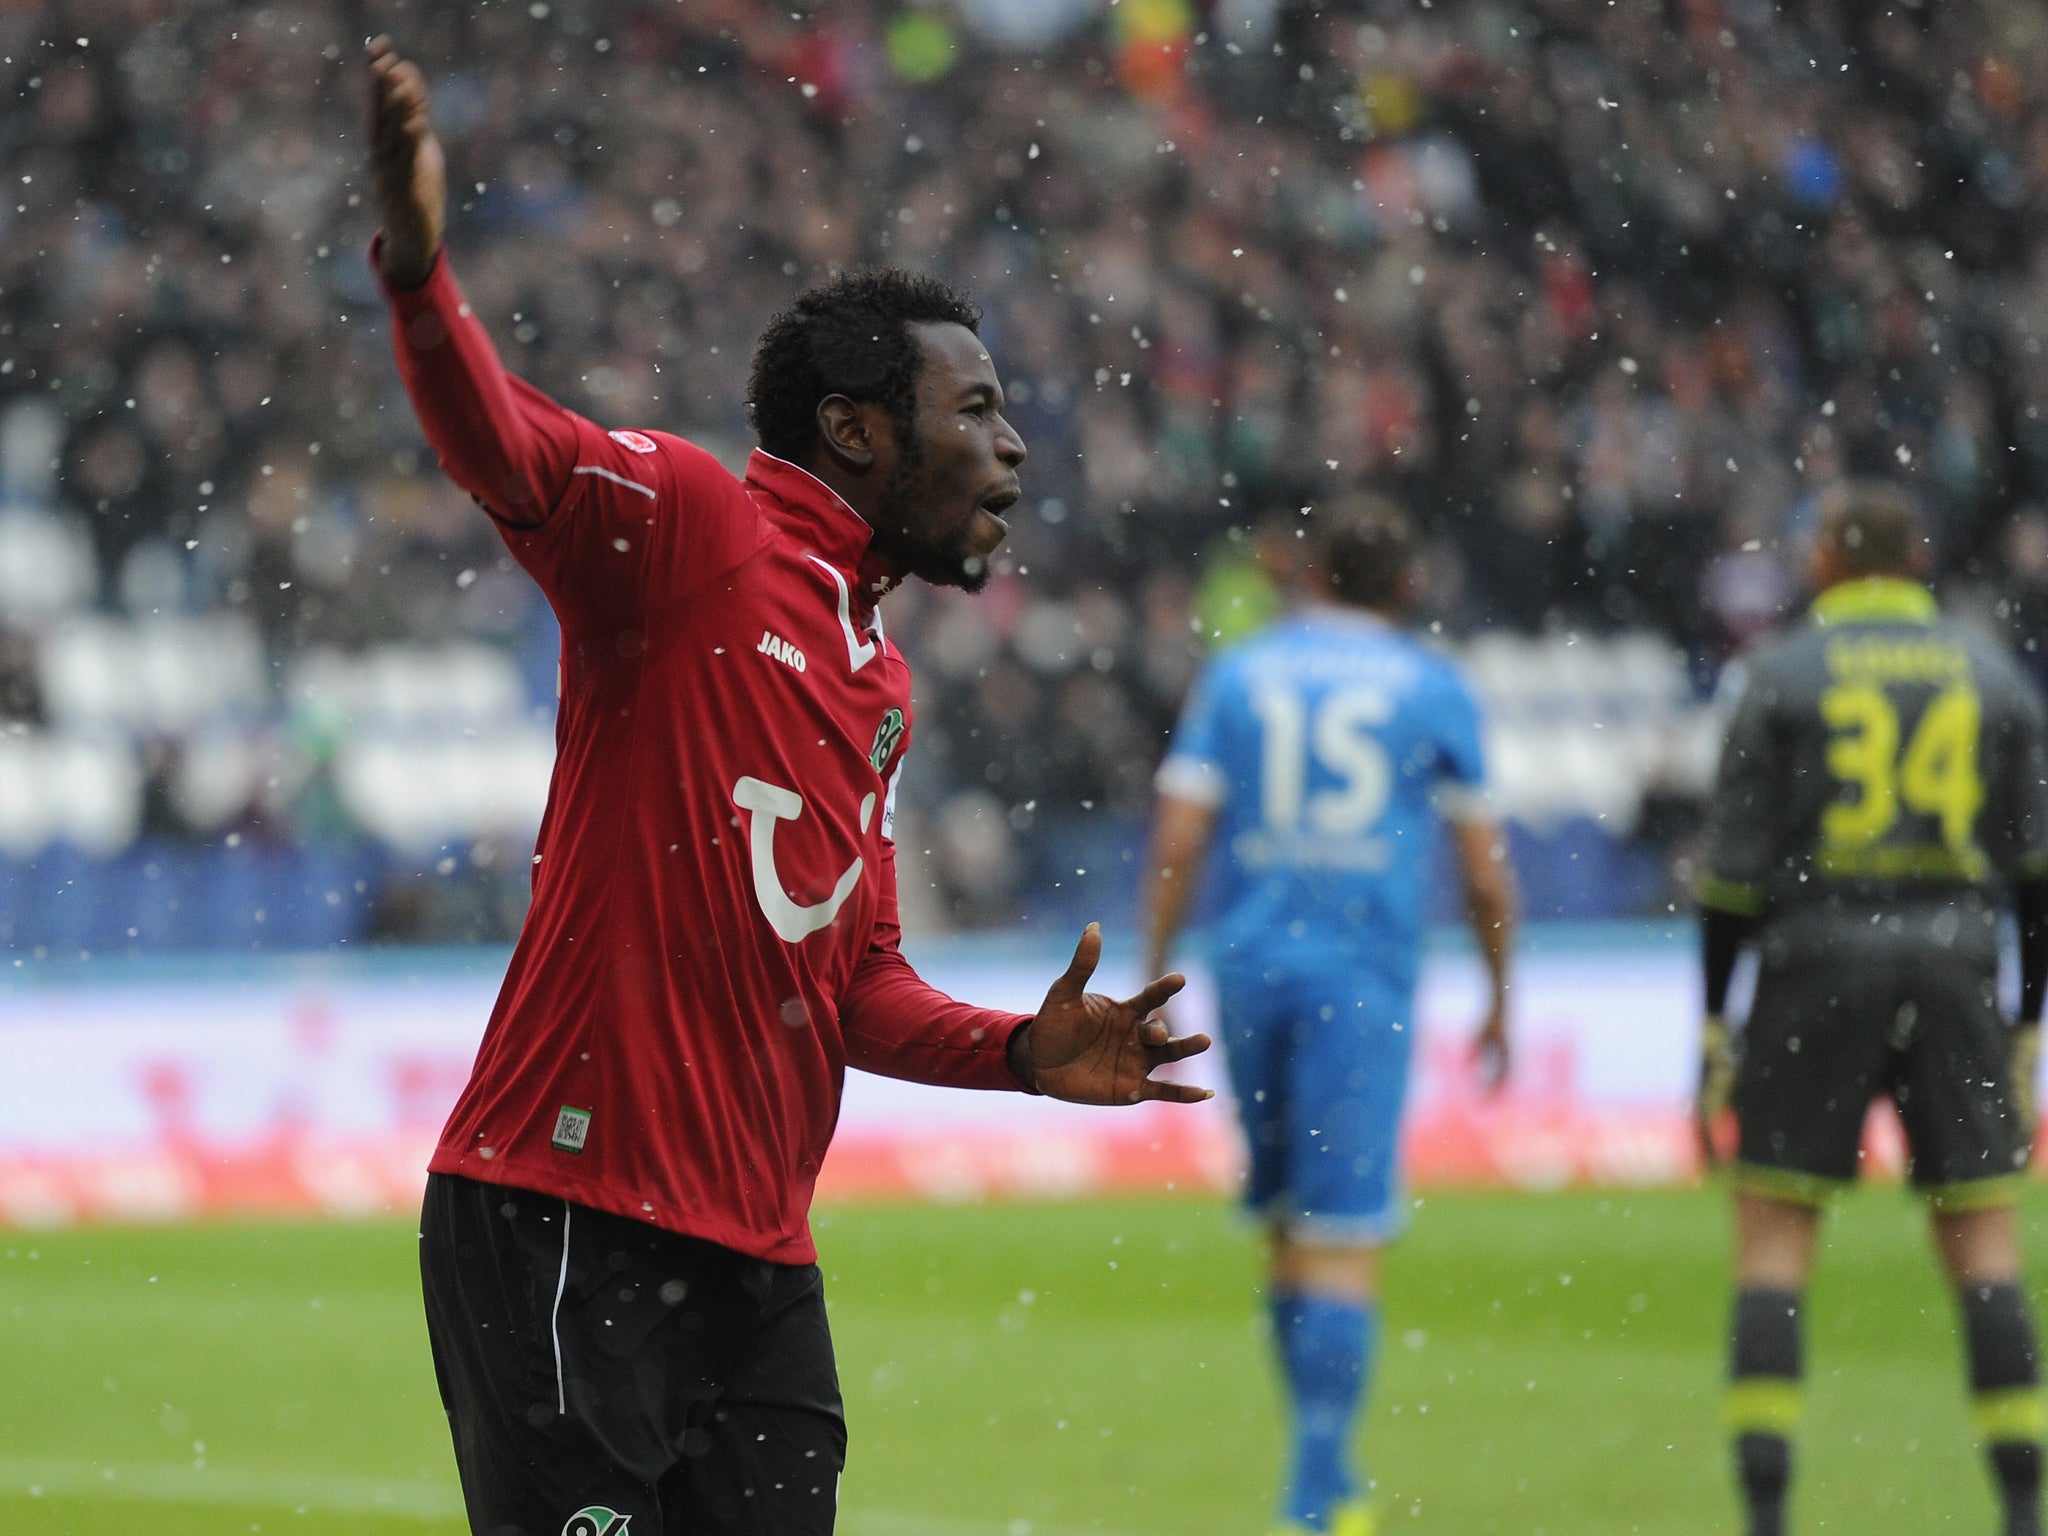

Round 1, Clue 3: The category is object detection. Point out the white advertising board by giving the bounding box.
[0,926,1741,1225]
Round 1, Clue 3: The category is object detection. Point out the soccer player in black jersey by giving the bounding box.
[1698,483,2048,1536]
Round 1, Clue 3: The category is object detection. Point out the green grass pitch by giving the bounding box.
[3,1184,2043,1535]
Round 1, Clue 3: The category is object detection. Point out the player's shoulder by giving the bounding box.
[1699,629,1806,730]
[572,421,741,489]
[1192,620,1276,683]
[1365,622,1476,710]
[1944,616,2048,720]
[1733,621,1819,691]
[1409,629,1476,691]
[1946,613,2029,680]
[588,425,767,536]
[636,428,747,491]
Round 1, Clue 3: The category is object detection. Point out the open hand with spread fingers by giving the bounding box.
[1008,924,1213,1105]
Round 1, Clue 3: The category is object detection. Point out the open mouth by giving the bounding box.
[979,487,1020,523]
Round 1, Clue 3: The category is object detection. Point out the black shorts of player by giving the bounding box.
[1735,908,2029,1206]
[419,1172,845,1536]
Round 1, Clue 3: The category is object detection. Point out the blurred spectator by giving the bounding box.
[8,0,2048,936]
[0,627,45,725]
[1998,508,2048,698]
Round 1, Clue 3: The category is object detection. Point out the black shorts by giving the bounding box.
[419,1173,845,1536]
[1735,913,2028,1204]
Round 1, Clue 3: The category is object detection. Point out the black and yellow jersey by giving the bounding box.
[1701,577,2048,923]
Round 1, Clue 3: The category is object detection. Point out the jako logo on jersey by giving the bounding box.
[757,630,807,671]
[607,429,658,454]
[869,707,905,771]
[562,1507,632,1536]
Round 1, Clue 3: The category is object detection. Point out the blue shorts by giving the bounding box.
[1215,962,1417,1245]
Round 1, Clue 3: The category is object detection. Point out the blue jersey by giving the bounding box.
[1156,606,1489,994]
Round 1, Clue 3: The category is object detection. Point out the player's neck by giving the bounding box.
[1303,596,1395,627]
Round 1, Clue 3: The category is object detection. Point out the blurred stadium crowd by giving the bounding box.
[6,0,2048,949]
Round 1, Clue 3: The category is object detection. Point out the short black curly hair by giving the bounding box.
[1816,479,1923,579]
[1312,492,1415,611]
[746,268,982,464]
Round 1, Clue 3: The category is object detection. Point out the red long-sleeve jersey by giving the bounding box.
[381,248,1031,1264]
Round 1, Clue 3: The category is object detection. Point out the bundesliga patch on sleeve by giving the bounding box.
[607,429,658,454]
[551,1106,593,1154]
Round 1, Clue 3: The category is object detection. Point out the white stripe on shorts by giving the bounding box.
[551,1201,573,1415]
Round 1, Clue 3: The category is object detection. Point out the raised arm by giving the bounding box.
[367,38,443,290]
[366,37,578,527]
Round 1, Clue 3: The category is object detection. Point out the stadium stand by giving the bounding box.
[3,0,2045,948]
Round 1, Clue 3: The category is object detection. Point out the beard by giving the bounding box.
[865,452,992,593]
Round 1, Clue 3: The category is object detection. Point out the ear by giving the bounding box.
[817,395,882,472]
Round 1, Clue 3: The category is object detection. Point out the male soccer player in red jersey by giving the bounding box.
[367,38,1212,1536]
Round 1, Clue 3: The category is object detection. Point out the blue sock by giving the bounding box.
[1270,1288,1376,1529]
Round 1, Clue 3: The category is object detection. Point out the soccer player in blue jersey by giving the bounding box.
[1141,495,1517,1536]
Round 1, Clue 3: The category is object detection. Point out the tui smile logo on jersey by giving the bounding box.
[869,707,905,771]
[562,1508,631,1536]
[733,776,875,942]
